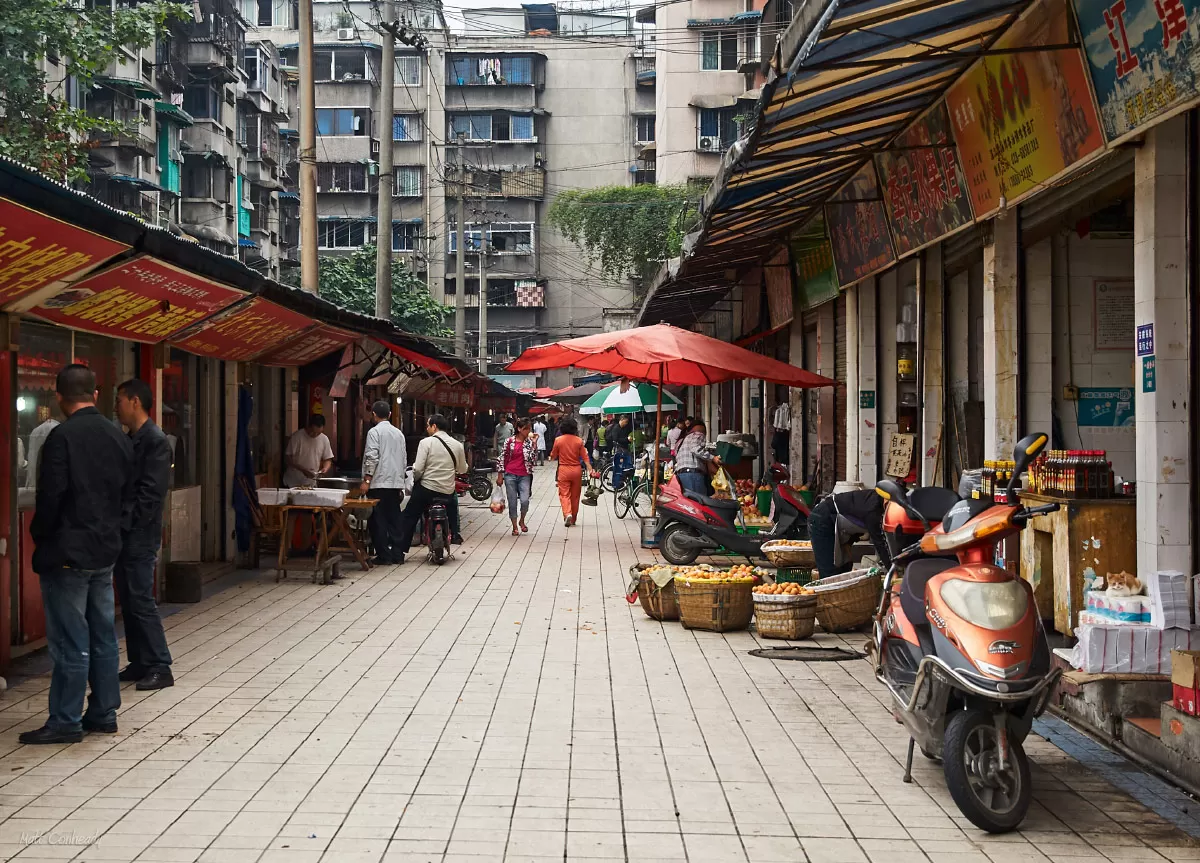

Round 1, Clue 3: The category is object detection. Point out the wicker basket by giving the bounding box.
[760,539,816,568]
[754,594,817,639]
[675,579,754,632]
[811,570,882,632]
[637,574,680,621]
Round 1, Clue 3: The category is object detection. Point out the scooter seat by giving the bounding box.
[900,558,956,629]
[908,487,961,523]
[684,490,740,512]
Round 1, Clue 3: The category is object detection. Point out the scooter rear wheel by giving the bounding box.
[660,522,701,566]
[943,709,1031,833]
[469,475,493,501]
[430,524,446,565]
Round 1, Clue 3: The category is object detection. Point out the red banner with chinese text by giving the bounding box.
[258,325,357,367]
[0,198,129,308]
[30,255,245,342]
[433,383,475,408]
[171,297,315,361]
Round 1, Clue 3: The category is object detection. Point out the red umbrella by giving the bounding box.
[507,324,833,514]
[506,323,834,387]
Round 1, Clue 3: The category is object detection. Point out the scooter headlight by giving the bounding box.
[938,579,1028,630]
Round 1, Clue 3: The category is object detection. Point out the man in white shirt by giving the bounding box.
[770,398,791,465]
[532,417,547,464]
[283,414,334,487]
[360,400,407,565]
[23,408,60,491]
[397,414,468,562]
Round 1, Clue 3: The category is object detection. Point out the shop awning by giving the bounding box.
[687,11,761,27]
[378,338,459,377]
[259,324,357,367]
[170,296,317,361]
[154,102,194,126]
[107,174,167,193]
[95,76,160,100]
[278,191,300,200]
[238,238,258,248]
[639,0,1032,325]
[689,94,739,110]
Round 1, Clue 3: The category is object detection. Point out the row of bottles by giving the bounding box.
[974,460,1017,504]
[1029,450,1114,498]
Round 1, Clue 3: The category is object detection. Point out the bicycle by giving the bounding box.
[614,455,662,520]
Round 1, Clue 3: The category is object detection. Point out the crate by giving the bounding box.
[715,440,744,466]
[774,568,815,585]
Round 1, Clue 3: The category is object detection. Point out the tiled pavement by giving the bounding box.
[0,471,1195,862]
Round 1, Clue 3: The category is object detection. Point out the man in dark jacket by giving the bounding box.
[808,488,893,580]
[115,378,174,692]
[23,365,132,744]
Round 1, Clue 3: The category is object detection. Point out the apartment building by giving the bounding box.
[75,0,297,281]
[639,0,767,187]
[249,1,646,385]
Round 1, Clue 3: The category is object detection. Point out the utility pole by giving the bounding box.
[477,222,489,375]
[374,0,395,319]
[298,0,318,293]
[454,142,467,359]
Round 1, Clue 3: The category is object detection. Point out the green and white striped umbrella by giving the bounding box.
[578,382,682,415]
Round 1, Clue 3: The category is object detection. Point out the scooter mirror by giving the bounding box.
[1008,432,1049,496]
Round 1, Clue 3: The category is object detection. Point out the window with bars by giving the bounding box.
[448,222,534,254]
[317,107,369,136]
[392,222,419,252]
[448,55,534,85]
[316,162,369,193]
[312,48,374,82]
[449,113,534,142]
[697,107,740,151]
[318,220,373,249]
[183,82,222,120]
[396,55,421,86]
[700,31,739,70]
[635,114,655,143]
[393,166,422,197]
[393,113,422,141]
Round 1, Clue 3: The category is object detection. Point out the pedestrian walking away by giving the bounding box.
[549,417,594,527]
[23,364,133,745]
[497,419,536,536]
[396,414,468,560]
[532,416,547,465]
[361,400,407,565]
[609,415,633,490]
[114,379,174,693]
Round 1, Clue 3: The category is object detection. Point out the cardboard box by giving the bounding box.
[1070,626,1200,673]
[1171,650,1200,715]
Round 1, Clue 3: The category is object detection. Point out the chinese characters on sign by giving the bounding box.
[825,163,897,288]
[31,256,244,342]
[1143,356,1157,392]
[1077,387,1135,426]
[1074,0,1199,142]
[874,103,975,255]
[788,216,839,311]
[171,297,315,361]
[259,326,355,367]
[1137,322,1155,356]
[0,199,129,307]
[433,383,474,408]
[945,0,1104,217]
[1094,279,1134,350]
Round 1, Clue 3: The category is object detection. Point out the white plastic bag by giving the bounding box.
[489,484,506,514]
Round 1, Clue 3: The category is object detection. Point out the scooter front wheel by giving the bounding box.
[660,522,701,566]
[943,709,1031,833]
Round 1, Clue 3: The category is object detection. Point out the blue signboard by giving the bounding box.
[1077,387,1135,427]
[1137,322,1155,356]
[1073,0,1200,143]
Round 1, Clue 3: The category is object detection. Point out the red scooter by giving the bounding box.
[656,462,809,565]
[872,433,1060,833]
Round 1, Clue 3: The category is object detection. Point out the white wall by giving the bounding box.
[1052,232,1136,481]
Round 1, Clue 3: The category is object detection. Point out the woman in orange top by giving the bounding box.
[549,417,595,527]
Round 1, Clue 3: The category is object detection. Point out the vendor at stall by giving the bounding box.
[283,415,334,487]
[808,489,891,579]
[674,420,719,496]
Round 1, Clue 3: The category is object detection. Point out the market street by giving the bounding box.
[0,474,1194,863]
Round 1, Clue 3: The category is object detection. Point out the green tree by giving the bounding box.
[286,245,450,338]
[0,0,190,182]
[547,184,701,286]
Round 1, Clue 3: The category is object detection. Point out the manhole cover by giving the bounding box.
[748,646,865,662]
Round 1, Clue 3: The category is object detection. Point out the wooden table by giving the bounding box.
[1019,491,1137,636]
[276,502,375,584]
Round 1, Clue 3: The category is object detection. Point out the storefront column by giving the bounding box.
[983,212,1019,459]
[1024,239,1054,439]
[224,362,238,562]
[844,285,859,483]
[922,245,945,486]
[0,326,14,672]
[788,314,804,471]
[858,277,879,486]
[1133,116,1192,574]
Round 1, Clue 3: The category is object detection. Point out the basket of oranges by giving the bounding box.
[760,539,816,568]
[752,582,818,639]
[673,566,755,633]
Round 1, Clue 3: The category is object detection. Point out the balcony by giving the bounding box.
[634,55,655,86]
[155,31,190,92]
[444,279,545,309]
[91,126,157,159]
[462,167,544,200]
[188,13,243,82]
[86,176,162,223]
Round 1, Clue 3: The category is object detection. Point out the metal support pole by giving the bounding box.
[298,0,318,294]
[478,232,489,375]
[374,0,395,319]
[454,145,467,359]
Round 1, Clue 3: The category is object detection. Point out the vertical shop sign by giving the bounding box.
[788,215,840,311]
[0,199,129,308]
[825,162,897,288]
[874,103,975,255]
[1073,0,1200,143]
[945,0,1104,218]
[1143,356,1157,392]
[1137,323,1155,356]
[1094,278,1134,350]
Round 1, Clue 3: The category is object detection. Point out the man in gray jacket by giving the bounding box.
[360,400,407,565]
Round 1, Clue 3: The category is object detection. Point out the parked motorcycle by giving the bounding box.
[456,467,494,502]
[871,433,1060,833]
[656,462,809,565]
[420,494,454,565]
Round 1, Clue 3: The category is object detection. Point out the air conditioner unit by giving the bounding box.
[698,135,720,151]
[337,28,355,40]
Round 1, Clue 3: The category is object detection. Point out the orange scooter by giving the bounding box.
[871,433,1061,833]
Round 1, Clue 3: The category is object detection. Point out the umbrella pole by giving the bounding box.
[652,363,663,516]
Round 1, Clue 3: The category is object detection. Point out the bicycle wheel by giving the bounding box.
[601,464,616,494]
[614,483,633,519]
[629,482,654,519]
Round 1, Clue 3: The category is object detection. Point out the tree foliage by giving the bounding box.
[285,245,450,338]
[547,184,700,285]
[0,0,190,182]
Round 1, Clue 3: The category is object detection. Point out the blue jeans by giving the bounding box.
[677,469,709,496]
[504,473,532,519]
[114,549,172,674]
[40,567,121,733]
[612,449,632,490]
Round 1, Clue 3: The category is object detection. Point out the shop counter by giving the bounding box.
[1019,491,1137,636]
